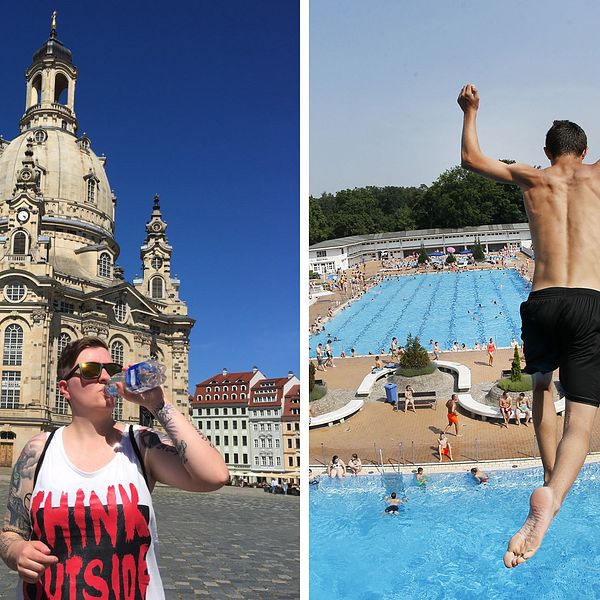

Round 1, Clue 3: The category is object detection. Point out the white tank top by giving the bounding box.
[17,425,164,600]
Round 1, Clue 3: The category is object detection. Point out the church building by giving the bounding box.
[0,18,194,464]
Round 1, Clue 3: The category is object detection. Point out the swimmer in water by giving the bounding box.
[415,467,428,486]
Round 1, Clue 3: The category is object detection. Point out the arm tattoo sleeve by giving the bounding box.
[2,441,39,539]
[146,403,216,467]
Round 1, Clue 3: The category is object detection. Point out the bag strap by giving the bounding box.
[129,425,150,489]
[33,429,57,489]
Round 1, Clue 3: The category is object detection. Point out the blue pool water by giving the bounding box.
[310,269,531,356]
[309,464,600,599]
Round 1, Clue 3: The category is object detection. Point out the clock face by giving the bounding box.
[151,257,163,269]
[17,209,29,224]
[152,222,162,232]
[20,170,31,181]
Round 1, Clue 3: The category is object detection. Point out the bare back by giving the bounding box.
[521,161,600,291]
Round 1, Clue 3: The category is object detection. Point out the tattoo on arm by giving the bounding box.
[196,430,215,449]
[140,429,188,464]
[2,439,41,541]
[175,440,188,465]
[151,402,175,428]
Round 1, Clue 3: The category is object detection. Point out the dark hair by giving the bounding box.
[390,492,397,499]
[332,455,338,462]
[545,120,587,157]
[417,467,423,473]
[471,468,478,474]
[57,336,109,380]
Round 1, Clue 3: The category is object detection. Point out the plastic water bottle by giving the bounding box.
[104,360,166,399]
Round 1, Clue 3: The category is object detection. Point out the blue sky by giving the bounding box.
[311,0,600,195]
[0,1,299,387]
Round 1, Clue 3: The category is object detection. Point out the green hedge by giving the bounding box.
[497,375,532,392]
[395,364,437,377]
[310,385,327,402]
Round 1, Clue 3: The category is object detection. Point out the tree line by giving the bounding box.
[310,163,527,245]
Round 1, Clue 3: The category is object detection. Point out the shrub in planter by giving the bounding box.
[497,374,533,392]
[399,334,431,370]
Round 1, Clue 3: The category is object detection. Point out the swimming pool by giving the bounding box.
[310,269,531,356]
[309,464,600,599]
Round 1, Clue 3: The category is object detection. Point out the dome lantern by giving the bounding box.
[20,11,78,135]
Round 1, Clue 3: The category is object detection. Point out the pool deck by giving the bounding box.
[309,347,600,466]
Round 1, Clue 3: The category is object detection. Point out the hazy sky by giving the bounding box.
[310,0,600,195]
[1,1,299,386]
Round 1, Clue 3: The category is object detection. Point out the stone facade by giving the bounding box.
[0,21,194,464]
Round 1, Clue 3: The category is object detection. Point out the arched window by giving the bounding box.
[151,277,164,299]
[111,341,124,366]
[110,341,124,420]
[87,178,96,203]
[30,75,42,107]
[54,73,69,104]
[55,332,72,414]
[13,232,27,255]
[3,324,23,366]
[98,253,111,278]
[114,299,127,323]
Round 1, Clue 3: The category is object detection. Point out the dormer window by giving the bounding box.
[87,179,96,203]
[84,171,99,204]
[98,252,112,278]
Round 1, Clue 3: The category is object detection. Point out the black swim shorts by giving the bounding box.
[520,287,600,406]
[385,505,399,513]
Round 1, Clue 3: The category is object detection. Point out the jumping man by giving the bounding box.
[459,83,600,568]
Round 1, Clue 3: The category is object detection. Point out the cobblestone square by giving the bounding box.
[0,469,299,599]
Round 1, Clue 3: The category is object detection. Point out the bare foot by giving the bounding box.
[504,486,558,568]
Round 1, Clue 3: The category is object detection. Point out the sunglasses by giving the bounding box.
[64,362,122,381]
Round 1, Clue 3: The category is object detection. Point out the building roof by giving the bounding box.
[196,371,256,386]
[248,377,289,408]
[309,222,531,250]
[191,370,257,407]
[32,29,73,65]
[282,384,300,419]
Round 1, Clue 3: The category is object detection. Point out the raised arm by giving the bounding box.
[458,84,538,187]
[0,433,58,582]
[119,383,230,493]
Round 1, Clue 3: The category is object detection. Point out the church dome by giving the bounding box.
[32,32,73,65]
[0,128,115,236]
